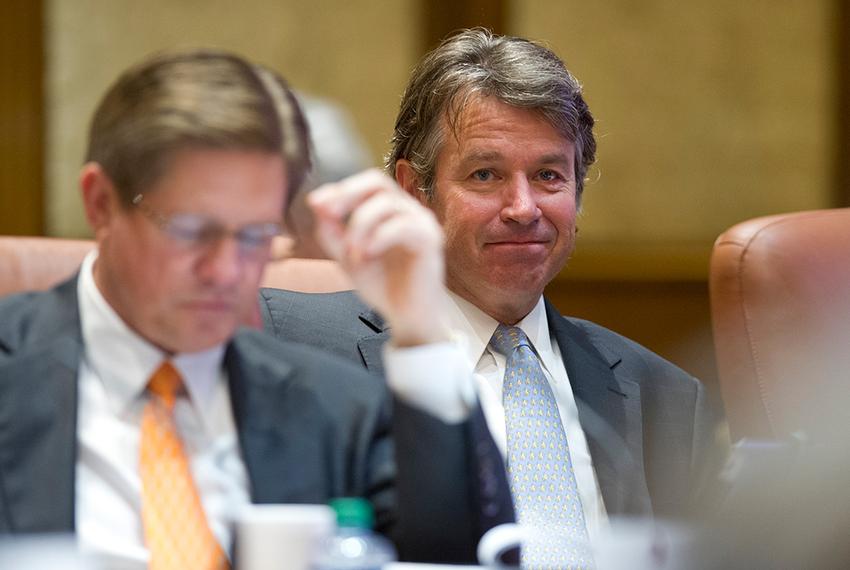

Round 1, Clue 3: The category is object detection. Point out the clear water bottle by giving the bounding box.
[313,498,397,570]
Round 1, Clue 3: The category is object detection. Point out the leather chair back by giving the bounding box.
[709,209,850,441]
[0,236,351,297]
[261,257,351,292]
[0,237,94,297]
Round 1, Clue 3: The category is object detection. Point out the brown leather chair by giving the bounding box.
[261,257,351,292]
[0,235,351,297]
[0,236,94,297]
[709,208,850,441]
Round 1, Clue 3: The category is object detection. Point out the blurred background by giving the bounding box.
[2,0,847,394]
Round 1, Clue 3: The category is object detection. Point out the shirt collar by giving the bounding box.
[78,250,226,427]
[518,296,554,361]
[445,291,551,364]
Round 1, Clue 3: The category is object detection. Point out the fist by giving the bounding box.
[308,169,450,346]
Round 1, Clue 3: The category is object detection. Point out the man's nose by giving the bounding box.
[501,175,541,224]
[196,236,244,286]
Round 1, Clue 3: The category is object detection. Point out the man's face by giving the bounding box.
[89,149,286,353]
[427,95,578,324]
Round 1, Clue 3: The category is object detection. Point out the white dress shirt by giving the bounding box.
[384,293,608,540]
[75,251,250,568]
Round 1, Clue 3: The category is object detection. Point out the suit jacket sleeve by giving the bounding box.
[258,288,515,563]
[391,399,514,562]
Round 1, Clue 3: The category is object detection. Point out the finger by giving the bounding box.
[308,168,391,224]
[345,191,416,256]
[310,171,390,263]
[359,212,443,261]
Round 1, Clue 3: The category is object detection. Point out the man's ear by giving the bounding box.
[394,159,428,207]
[79,162,119,238]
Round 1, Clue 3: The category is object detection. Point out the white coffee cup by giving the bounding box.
[477,519,693,569]
[591,518,694,570]
[477,523,594,569]
[477,522,529,566]
[236,504,335,570]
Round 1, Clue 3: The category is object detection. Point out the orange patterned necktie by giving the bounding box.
[140,361,229,570]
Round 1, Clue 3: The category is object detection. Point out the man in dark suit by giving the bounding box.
[261,28,718,555]
[0,49,509,568]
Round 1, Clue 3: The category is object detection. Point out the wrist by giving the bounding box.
[387,317,452,348]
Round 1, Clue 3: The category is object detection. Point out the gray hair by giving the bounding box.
[386,28,595,204]
[85,49,311,210]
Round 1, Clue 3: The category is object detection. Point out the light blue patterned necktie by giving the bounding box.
[490,324,594,569]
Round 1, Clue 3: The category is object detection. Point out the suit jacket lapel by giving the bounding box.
[228,332,342,504]
[227,335,294,503]
[545,300,651,516]
[352,298,651,513]
[356,307,390,377]
[0,279,81,531]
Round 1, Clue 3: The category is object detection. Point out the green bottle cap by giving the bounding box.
[329,497,374,529]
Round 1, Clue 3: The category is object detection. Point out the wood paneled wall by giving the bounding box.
[420,0,505,52]
[0,0,44,235]
[7,0,847,390]
[837,0,850,206]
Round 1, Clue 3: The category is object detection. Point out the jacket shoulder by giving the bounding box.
[230,327,388,404]
[259,288,366,324]
[0,289,65,355]
[258,288,380,363]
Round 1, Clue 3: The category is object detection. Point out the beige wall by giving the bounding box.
[46,0,837,265]
[45,0,417,237]
[39,1,839,382]
[512,0,835,278]
[505,1,836,382]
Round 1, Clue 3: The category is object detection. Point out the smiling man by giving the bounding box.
[397,95,579,325]
[262,28,717,567]
[0,49,510,568]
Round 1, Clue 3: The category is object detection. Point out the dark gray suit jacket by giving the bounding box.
[0,278,506,563]
[259,288,718,518]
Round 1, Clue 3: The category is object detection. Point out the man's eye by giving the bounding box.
[538,169,562,182]
[471,169,493,182]
[166,216,208,243]
[238,228,271,249]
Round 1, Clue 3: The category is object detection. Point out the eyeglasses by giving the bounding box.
[132,193,284,256]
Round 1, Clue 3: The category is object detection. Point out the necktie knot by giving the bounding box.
[489,324,530,356]
[147,361,183,410]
